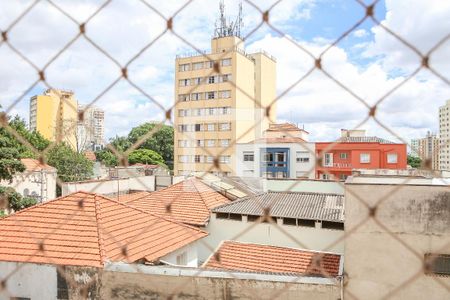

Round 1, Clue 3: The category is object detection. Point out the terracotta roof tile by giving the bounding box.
[267,123,303,132]
[250,137,307,144]
[120,178,230,226]
[203,241,341,277]
[0,192,207,268]
[20,158,55,172]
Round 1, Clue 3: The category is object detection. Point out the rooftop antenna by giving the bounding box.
[214,0,243,38]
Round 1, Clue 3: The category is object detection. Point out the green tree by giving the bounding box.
[127,123,174,168]
[407,155,422,168]
[47,144,94,182]
[128,149,165,166]
[110,135,132,153]
[95,149,119,167]
[0,186,37,213]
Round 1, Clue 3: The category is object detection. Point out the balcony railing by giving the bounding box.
[323,163,352,168]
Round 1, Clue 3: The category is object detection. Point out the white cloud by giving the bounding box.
[353,29,367,38]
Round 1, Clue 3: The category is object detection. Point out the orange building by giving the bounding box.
[315,129,407,180]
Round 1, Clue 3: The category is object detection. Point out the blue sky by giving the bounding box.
[1,0,449,144]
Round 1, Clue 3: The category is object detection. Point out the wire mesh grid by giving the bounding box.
[0,0,449,299]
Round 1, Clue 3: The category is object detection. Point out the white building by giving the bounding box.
[199,191,345,263]
[77,104,105,152]
[0,158,57,202]
[235,123,315,178]
[439,100,450,170]
[411,131,440,170]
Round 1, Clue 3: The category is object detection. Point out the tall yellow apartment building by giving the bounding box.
[174,35,276,176]
[29,88,78,149]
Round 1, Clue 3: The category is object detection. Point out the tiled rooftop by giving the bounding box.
[20,158,55,172]
[203,241,341,277]
[0,191,207,268]
[212,191,344,222]
[337,136,397,144]
[120,178,231,226]
[267,123,307,133]
[250,137,307,144]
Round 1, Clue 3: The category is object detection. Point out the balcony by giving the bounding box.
[322,163,352,168]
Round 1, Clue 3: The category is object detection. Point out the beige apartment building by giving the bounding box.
[174,35,276,176]
[30,88,78,149]
[439,99,450,170]
[411,131,440,170]
[77,105,105,152]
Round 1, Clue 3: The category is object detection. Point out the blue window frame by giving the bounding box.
[260,148,289,178]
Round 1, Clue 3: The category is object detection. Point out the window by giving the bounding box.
[178,155,188,163]
[194,155,204,163]
[178,109,185,117]
[191,93,202,101]
[296,151,310,163]
[207,123,215,131]
[179,79,190,86]
[340,152,348,159]
[297,219,316,227]
[192,77,202,85]
[219,123,230,131]
[424,253,450,276]
[178,124,190,132]
[220,139,230,147]
[207,108,216,115]
[208,76,217,84]
[193,62,203,70]
[206,156,214,163]
[220,90,231,98]
[243,151,254,162]
[205,61,214,68]
[221,58,231,66]
[262,152,273,162]
[196,140,204,147]
[324,153,333,167]
[176,252,187,265]
[283,218,297,226]
[179,64,190,72]
[216,212,229,219]
[178,94,189,102]
[219,74,232,82]
[360,153,371,163]
[178,140,189,148]
[194,124,202,132]
[220,156,231,164]
[387,153,398,163]
[206,139,215,147]
[322,221,344,230]
[206,92,217,99]
[193,108,203,116]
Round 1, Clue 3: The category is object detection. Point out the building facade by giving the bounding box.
[236,123,315,178]
[29,88,78,149]
[174,34,276,176]
[344,175,450,299]
[411,131,440,170]
[316,129,407,180]
[77,105,105,152]
[439,99,450,170]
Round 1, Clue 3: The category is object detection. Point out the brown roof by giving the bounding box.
[203,241,341,277]
[120,178,231,226]
[250,137,307,144]
[116,191,151,203]
[20,158,55,172]
[0,192,207,268]
[84,151,96,161]
[267,123,309,133]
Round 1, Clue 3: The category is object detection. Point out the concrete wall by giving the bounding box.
[344,183,450,300]
[0,261,57,299]
[61,176,156,196]
[1,170,57,202]
[199,214,344,263]
[101,263,341,300]
[235,142,316,179]
[266,178,344,194]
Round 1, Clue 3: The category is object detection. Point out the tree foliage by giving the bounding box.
[0,186,37,213]
[128,149,165,166]
[47,143,94,182]
[407,155,422,168]
[95,149,118,167]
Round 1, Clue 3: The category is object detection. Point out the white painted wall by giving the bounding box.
[235,142,316,179]
[199,214,344,263]
[160,242,199,267]
[0,170,57,202]
[0,261,57,299]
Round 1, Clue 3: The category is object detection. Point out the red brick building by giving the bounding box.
[315,130,407,180]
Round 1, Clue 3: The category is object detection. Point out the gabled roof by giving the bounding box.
[337,136,397,144]
[212,191,344,222]
[120,178,231,226]
[0,192,207,268]
[20,158,55,172]
[203,241,341,277]
[249,137,307,144]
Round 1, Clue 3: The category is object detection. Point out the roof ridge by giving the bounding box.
[93,195,107,266]
[100,193,208,235]
[223,240,342,255]
[267,191,344,197]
